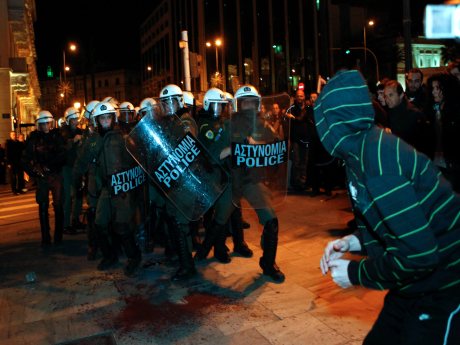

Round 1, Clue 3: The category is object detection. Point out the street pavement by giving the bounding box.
[0,183,385,345]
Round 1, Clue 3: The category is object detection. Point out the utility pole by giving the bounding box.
[268,0,275,93]
[403,0,413,72]
[284,0,290,91]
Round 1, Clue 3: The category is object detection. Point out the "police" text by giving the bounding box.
[111,165,145,195]
[154,134,201,188]
[233,140,288,168]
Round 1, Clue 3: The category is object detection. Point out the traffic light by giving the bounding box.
[345,49,351,55]
[46,66,54,78]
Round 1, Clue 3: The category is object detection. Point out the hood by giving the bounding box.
[313,70,375,160]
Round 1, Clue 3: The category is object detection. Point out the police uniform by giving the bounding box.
[95,126,143,275]
[194,111,253,262]
[60,124,84,231]
[228,91,286,282]
[22,128,66,245]
[164,109,199,280]
[73,128,102,259]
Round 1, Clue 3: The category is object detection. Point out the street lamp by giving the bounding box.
[363,20,374,67]
[63,42,77,82]
[206,39,222,75]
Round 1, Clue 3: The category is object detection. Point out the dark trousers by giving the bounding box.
[290,141,308,190]
[364,290,460,345]
[11,165,25,193]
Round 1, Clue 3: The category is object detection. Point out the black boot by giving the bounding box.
[214,222,231,263]
[169,219,196,281]
[39,204,51,246]
[259,218,285,282]
[53,205,64,244]
[194,221,219,261]
[120,233,142,277]
[230,209,253,257]
[96,226,118,271]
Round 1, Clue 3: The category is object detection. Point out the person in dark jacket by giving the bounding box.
[288,90,314,191]
[426,72,460,193]
[6,131,26,194]
[384,80,432,158]
[0,143,6,185]
[22,111,66,246]
[317,70,460,345]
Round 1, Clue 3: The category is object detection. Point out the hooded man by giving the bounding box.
[316,70,460,345]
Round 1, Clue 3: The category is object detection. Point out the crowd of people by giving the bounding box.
[3,57,459,343]
[16,84,291,282]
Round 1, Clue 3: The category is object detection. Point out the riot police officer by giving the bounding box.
[138,97,175,256]
[92,101,143,276]
[158,84,199,280]
[232,85,285,282]
[61,107,84,234]
[73,100,100,260]
[194,88,253,263]
[22,111,66,246]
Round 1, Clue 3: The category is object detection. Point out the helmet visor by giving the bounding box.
[210,102,226,117]
[236,97,260,111]
[119,110,135,123]
[160,97,180,116]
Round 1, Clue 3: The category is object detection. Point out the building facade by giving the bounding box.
[0,0,40,142]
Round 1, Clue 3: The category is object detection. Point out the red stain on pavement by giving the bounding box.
[113,292,238,334]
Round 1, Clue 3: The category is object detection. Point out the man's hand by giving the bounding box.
[329,259,352,289]
[320,238,350,275]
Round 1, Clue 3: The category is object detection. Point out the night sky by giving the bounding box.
[33,0,153,79]
[33,0,445,81]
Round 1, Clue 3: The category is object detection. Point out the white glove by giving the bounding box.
[329,259,352,289]
[320,235,361,275]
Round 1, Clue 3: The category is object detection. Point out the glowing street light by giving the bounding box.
[364,20,375,66]
[206,38,223,75]
[63,42,77,82]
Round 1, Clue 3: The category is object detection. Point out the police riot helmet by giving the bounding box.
[102,96,120,108]
[183,91,195,107]
[203,88,228,117]
[92,101,118,128]
[159,84,184,115]
[36,110,55,130]
[81,100,100,120]
[119,101,136,124]
[64,107,80,125]
[234,85,261,112]
[138,97,157,118]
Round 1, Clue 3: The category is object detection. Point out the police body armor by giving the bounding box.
[230,93,291,208]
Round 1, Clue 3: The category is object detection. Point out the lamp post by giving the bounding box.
[206,39,222,75]
[363,20,374,68]
[63,43,77,83]
[61,43,77,107]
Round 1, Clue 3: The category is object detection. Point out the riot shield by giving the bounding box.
[230,93,290,209]
[126,104,229,221]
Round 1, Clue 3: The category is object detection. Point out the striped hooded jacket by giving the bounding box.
[314,70,460,295]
